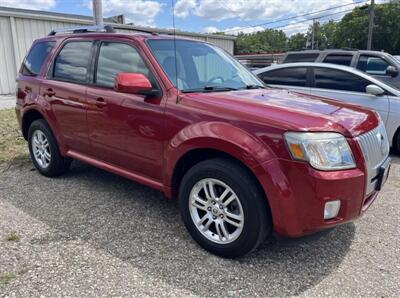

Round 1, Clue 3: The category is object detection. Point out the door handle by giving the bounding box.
[95,97,106,108]
[43,88,56,97]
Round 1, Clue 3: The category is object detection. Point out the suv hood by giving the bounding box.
[182,88,379,137]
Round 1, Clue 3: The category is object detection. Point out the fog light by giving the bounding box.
[324,200,341,220]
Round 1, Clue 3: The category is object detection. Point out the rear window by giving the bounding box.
[53,41,93,83]
[323,54,352,66]
[21,41,55,76]
[284,53,319,63]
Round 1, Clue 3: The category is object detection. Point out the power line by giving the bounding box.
[268,7,356,31]
[222,0,368,33]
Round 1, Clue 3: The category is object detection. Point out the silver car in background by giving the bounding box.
[254,62,400,152]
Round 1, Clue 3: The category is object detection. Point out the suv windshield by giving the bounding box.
[147,39,264,92]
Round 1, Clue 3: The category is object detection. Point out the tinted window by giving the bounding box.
[95,42,151,88]
[323,54,352,66]
[314,68,370,92]
[21,41,55,76]
[259,67,308,87]
[284,53,319,63]
[53,42,92,83]
[357,55,390,75]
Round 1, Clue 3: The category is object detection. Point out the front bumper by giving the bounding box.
[255,157,389,237]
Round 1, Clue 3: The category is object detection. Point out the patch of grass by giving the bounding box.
[0,272,18,287]
[5,231,21,242]
[0,109,29,164]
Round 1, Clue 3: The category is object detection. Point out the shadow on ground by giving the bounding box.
[1,161,355,296]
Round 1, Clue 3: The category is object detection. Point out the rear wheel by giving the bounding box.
[28,119,71,177]
[179,158,272,258]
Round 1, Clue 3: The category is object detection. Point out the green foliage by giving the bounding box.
[287,33,307,51]
[235,29,288,54]
[234,2,400,54]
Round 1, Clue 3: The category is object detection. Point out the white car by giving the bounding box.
[254,62,400,152]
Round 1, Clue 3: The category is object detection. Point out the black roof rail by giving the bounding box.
[48,25,116,36]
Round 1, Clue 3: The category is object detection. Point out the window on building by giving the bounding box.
[53,41,92,83]
[21,41,55,76]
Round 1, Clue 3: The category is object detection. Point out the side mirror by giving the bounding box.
[366,84,385,96]
[386,65,398,77]
[115,73,154,95]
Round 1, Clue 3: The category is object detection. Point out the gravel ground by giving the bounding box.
[0,155,399,297]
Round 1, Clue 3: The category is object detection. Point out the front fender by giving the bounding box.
[163,121,276,191]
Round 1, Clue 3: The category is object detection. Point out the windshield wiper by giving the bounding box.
[244,84,266,89]
[181,86,239,93]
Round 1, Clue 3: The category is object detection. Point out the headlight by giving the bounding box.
[284,132,355,170]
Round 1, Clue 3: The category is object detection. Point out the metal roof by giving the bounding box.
[0,6,236,41]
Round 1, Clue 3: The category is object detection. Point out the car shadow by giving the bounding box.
[4,161,355,296]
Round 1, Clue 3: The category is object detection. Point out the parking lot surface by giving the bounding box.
[0,156,399,297]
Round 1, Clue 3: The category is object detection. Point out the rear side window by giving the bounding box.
[95,42,152,88]
[357,55,391,75]
[259,67,308,87]
[53,41,93,83]
[314,68,370,93]
[323,54,352,66]
[284,53,319,63]
[21,41,55,76]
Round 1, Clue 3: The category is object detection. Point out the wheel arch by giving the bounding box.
[164,122,276,199]
[21,108,45,140]
[21,107,66,154]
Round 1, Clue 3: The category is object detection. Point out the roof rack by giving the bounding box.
[48,25,116,36]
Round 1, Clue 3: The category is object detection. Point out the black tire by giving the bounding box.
[178,158,272,258]
[28,119,72,177]
[394,129,400,154]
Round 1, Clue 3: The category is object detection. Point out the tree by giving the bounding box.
[233,2,400,54]
[334,2,400,53]
[235,29,288,54]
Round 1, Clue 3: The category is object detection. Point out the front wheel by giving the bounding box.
[179,158,272,258]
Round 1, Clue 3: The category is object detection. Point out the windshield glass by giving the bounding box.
[147,39,264,92]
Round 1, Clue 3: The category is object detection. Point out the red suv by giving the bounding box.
[16,26,391,258]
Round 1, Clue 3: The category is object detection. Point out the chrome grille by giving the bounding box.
[357,122,390,194]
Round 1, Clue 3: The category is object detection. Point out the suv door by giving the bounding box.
[257,67,311,94]
[309,67,389,123]
[86,40,165,181]
[41,40,93,153]
[356,54,400,89]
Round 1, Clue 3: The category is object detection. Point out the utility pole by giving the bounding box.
[367,0,375,50]
[311,18,316,50]
[93,0,103,26]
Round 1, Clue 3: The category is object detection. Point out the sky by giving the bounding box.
[0,0,384,36]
